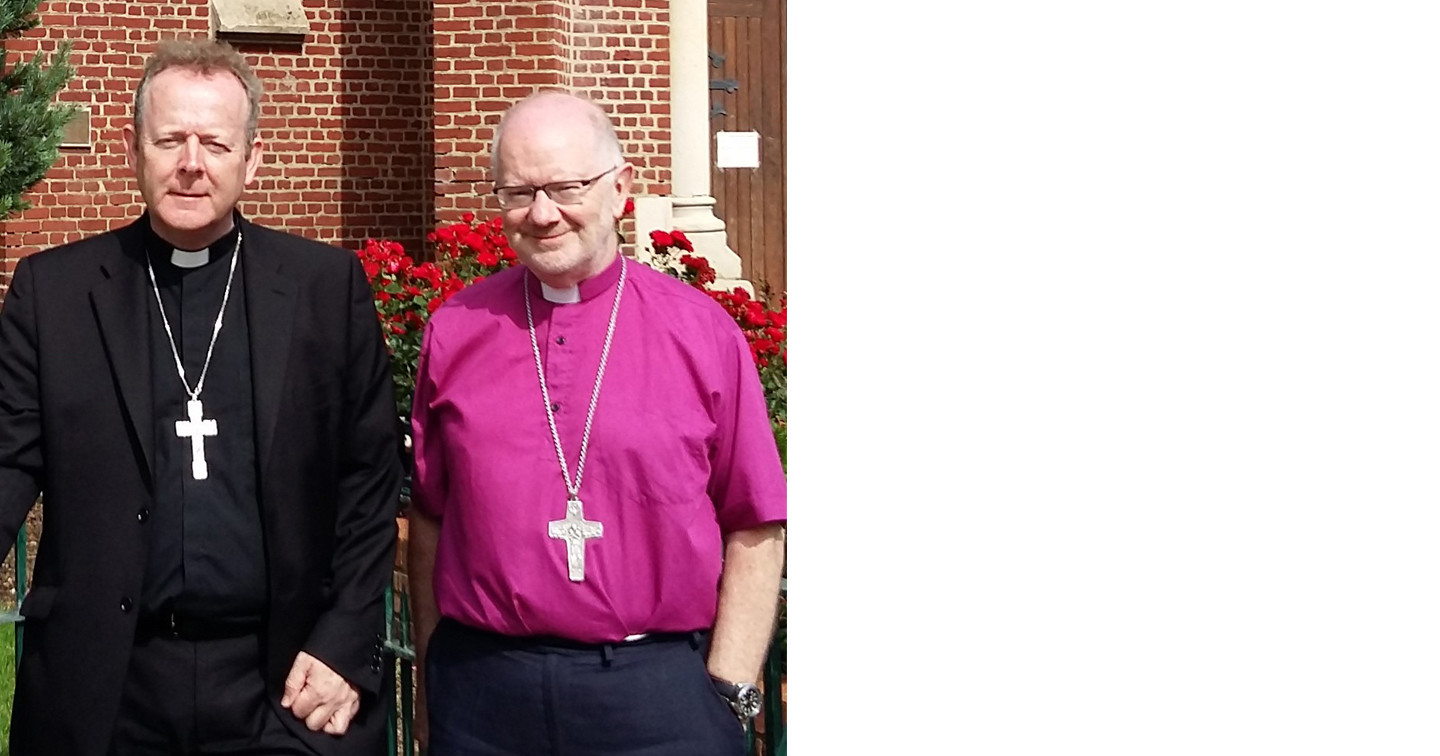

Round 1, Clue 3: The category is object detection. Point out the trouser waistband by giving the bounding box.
[135,611,264,641]
[439,618,707,664]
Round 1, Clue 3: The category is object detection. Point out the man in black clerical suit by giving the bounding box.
[0,39,401,755]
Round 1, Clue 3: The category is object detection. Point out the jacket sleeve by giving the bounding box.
[302,254,401,697]
[0,258,46,550]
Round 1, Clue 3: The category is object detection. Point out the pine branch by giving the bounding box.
[0,0,42,40]
[0,24,76,218]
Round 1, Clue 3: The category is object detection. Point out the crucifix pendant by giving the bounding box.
[174,398,218,480]
[547,497,603,582]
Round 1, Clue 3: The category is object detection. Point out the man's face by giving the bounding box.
[495,108,632,288]
[123,68,263,250]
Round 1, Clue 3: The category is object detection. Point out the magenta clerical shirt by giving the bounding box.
[410,254,786,643]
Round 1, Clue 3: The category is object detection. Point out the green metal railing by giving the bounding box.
[3,516,786,755]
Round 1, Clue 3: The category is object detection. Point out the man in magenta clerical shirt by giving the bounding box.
[406,91,787,755]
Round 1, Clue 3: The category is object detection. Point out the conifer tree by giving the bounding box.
[0,0,74,218]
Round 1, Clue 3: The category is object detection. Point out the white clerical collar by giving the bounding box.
[541,281,581,304]
[170,247,210,269]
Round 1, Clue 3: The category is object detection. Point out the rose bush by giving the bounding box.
[356,212,517,417]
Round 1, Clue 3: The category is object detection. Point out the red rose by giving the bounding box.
[427,297,443,314]
[623,197,635,216]
[462,211,475,224]
[671,230,693,252]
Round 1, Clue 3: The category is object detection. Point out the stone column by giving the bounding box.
[667,0,748,289]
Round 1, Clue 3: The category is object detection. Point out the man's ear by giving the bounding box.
[122,124,140,171]
[243,138,264,186]
[612,162,634,221]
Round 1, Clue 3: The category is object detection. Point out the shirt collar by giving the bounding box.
[526,254,625,305]
[142,211,244,271]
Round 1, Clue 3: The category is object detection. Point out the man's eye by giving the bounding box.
[153,138,179,149]
[547,183,585,200]
[204,142,229,154]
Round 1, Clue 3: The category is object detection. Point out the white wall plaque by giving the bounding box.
[212,0,309,41]
[715,131,760,169]
[60,106,90,149]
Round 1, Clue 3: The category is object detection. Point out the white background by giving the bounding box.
[790,2,1440,752]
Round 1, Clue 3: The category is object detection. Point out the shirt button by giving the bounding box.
[120,597,133,613]
[137,508,150,523]
[556,336,566,345]
[550,402,561,413]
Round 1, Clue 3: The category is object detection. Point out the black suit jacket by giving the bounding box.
[0,217,402,755]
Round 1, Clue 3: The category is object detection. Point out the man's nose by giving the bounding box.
[178,135,203,173]
[526,188,562,225]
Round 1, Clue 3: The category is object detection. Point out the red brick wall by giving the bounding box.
[2,0,672,279]
[238,0,433,257]
[0,0,433,280]
[432,0,672,232]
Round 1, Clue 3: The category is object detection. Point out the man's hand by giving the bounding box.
[281,651,361,735]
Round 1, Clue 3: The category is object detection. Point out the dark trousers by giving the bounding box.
[108,632,314,756]
[425,618,747,756]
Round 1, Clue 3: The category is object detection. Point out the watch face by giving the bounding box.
[737,685,763,718]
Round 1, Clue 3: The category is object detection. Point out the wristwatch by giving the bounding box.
[709,675,763,721]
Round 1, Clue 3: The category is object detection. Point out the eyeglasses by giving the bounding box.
[493,166,619,209]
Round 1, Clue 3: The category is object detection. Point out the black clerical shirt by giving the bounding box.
[140,221,267,620]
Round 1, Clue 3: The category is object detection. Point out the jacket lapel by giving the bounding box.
[240,221,297,478]
[89,220,156,487]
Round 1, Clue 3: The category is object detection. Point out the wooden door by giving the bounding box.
[708,0,786,303]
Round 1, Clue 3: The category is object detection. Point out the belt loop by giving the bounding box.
[600,643,615,667]
[688,631,703,650]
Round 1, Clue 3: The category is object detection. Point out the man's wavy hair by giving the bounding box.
[134,38,264,147]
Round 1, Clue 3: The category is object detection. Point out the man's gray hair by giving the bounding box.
[134,38,264,145]
[491,91,624,179]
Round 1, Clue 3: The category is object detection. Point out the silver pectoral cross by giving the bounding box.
[548,497,603,582]
[174,398,218,480]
